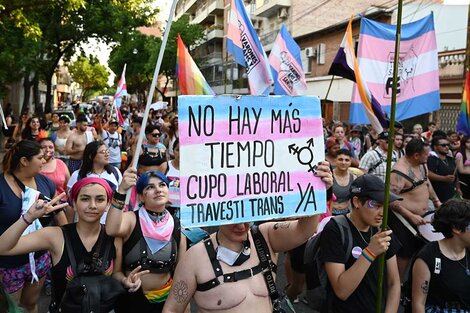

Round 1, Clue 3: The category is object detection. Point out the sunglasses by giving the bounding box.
[438,143,450,147]
[151,133,160,138]
[366,199,382,209]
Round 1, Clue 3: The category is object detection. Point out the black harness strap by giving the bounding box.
[196,235,276,292]
[391,164,428,193]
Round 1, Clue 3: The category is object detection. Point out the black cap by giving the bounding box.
[378,131,389,141]
[350,175,401,203]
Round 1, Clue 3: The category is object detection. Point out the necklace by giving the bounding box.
[455,251,470,276]
[347,214,372,245]
[146,209,167,223]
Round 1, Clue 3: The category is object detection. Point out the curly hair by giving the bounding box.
[432,199,470,238]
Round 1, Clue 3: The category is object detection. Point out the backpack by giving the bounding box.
[56,226,125,313]
[304,215,353,313]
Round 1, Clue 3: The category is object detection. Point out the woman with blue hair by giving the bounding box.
[106,169,184,312]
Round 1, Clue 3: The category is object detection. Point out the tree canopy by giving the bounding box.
[69,55,109,99]
[108,16,205,101]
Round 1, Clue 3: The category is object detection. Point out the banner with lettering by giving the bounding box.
[179,95,326,227]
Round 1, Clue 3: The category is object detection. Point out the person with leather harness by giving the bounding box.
[389,139,442,280]
[162,162,333,313]
[106,169,185,312]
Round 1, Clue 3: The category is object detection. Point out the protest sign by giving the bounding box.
[179,95,326,227]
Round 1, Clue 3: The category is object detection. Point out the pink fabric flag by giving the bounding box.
[114,64,128,124]
[269,24,307,96]
[227,0,273,95]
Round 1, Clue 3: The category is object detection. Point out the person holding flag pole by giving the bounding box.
[324,8,404,313]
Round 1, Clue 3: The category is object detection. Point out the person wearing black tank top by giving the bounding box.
[412,199,470,312]
[0,177,145,312]
[106,169,185,312]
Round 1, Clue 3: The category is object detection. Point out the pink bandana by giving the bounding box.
[69,177,113,203]
[139,206,174,254]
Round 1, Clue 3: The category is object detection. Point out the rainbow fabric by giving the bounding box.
[144,279,173,303]
[176,35,215,95]
[350,13,440,124]
[457,71,470,136]
[269,24,307,96]
[227,0,273,95]
[329,16,387,134]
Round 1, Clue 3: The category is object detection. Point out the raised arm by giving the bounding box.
[325,229,392,300]
[263,161,333,253]
[105,167,137,238]
[0,193,67,256]
[162,249,197,313]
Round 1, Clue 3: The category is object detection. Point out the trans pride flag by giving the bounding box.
[269,24,307,96]
[113,65,127,124]
[329,17,387,134]
[350,13,440,124]
[227,0,273,95]
[456,71,470,136]
[176,35,215,95]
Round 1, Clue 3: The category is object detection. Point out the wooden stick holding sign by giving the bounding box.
[124,0,178,205]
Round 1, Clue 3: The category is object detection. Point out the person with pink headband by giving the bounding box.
[0,177,147,312]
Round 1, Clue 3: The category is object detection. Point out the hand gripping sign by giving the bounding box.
[178,95,326,227]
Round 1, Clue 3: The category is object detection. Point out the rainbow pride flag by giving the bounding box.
[176,35,215,95]
[457,70,470,136]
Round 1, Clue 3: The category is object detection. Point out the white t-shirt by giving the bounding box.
[67,168,122,192]
[102,130,122,164]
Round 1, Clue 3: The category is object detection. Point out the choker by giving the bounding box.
[215,232,251,266]
[145,209,167,223]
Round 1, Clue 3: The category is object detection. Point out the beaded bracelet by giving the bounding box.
[21,214,32,226]
[362,248,376,263]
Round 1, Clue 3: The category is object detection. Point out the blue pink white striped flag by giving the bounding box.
[113,64,127,124]
[269,24,307,96]
[227,0,273,95]
[350,13,440,124]
[329,17,387,134]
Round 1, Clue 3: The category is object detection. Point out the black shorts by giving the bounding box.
[288,242,307,273]
[388,211,425,258]
[114,290,165,313]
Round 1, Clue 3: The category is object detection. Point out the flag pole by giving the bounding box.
[376,0,403,312]
[125,0,178,205]
[324,75,335,100]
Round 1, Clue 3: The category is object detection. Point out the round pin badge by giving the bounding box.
[352,246,363,259]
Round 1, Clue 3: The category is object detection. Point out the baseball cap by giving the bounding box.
[109,119,119,125]
[378,131,389,141]
[351,125,362,133]
[350,175,402,203]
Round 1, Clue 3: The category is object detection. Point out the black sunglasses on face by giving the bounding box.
[151,133,160,138]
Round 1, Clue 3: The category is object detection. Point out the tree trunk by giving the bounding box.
[33,74,43,114]
[22,73,32,114]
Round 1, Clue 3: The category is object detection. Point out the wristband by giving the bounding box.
[111,198,125,210]
[21,214,32,226]
[113,191,126,202]
[362,248,376,263]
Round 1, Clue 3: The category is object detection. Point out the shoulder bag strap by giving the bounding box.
[251,225,281,303]
[63,227,78,274]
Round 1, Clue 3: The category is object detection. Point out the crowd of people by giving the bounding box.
[0,101,468,313]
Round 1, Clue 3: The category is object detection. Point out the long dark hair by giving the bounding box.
[21,117,41,140]
[79,141,113,178]
[2,140,42,174]
[459,135,470,164]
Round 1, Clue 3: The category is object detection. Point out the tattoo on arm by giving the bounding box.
[273,222,289,230]
[421,280,429,295]
[173,280,190,304]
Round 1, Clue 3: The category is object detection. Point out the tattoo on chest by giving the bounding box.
[173,280,189,303]
[421,280,429,295]
[407,167,416,180]
[273,222,289,230]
